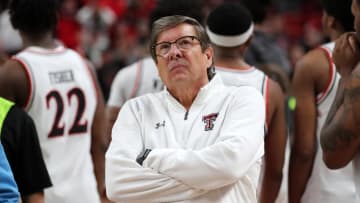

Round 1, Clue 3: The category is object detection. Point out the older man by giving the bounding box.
[105,15,265,202]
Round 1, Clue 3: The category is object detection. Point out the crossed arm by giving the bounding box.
[320,72,360,169]
[105,88,265,202]
[105,103,207,203]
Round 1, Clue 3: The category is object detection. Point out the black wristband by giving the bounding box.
[136,149,152,166]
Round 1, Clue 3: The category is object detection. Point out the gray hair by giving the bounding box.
[149,15,211,63]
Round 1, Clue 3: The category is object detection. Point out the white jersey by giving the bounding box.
[107,57,163,107]
[354,152,360,199]
[13,45,100,203]
[353,61,360,199]
[106,75,265,203]
[216,66,289,203]
[215,66,269,128]
[301,42,358,202]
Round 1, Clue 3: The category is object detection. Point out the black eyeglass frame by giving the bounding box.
[152,35,201,57]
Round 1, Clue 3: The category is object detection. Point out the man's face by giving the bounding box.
[154,23,213,90]
[352,0,360,41]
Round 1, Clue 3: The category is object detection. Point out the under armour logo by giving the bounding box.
[155,120,166,129]
[202,113,219,131]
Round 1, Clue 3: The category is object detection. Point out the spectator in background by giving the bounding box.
[282,0,325,70]
[95,0,155,100]
[57,0,83,51]
[206,3,287,203]
[242,0,291,92]
[290,0,359,202]
[76,0,116,67]
[0,0,21,58]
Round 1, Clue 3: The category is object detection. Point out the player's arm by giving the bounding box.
[320,33,360,169]
[289,50,323,203]
[85,62,110,202]
[320,70,360,168]
[0,59,30,106]
[22,192,44,203]
[260,79,287,203]
[142,87,265,190]
[105,106,120,133]
[105,101,207,203]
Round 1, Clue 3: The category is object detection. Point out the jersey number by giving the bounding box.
[46,88,88,138]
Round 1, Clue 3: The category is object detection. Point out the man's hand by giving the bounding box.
[333,32,360,77]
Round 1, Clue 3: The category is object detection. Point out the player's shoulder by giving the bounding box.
[141,57,156,67]
[294,46,331,79]
[115,59,144,78]
[233,84,262,94]
[0,58,28,87]
[228,85,264,104]
[300,42,333,67]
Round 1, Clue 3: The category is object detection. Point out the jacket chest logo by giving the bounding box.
[202,113,219,131]
[155,120,166,129]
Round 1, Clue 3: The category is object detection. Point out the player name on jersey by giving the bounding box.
[49,70,74,84]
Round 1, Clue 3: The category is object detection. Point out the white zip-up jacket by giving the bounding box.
[105,75,265,203]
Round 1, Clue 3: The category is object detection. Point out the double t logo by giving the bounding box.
[202,113,219,131]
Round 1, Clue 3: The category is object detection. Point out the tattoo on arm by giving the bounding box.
[321,122,354,151]
[321,74,360,152]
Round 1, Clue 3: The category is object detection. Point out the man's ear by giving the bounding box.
[204,46,214,67]
[327,15,336,30]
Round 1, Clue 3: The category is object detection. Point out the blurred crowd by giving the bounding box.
[0,0,325,99]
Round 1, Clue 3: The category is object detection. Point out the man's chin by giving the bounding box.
[170,71,188,79]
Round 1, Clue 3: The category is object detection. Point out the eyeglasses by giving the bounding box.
[153,36,200,57]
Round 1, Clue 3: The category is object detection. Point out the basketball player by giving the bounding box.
[206,3,287,203]
[320,0,360,199]
[0,0,108,202]
[289,0,358,202]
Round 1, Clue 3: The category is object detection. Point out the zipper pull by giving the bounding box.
[184,111,189,120]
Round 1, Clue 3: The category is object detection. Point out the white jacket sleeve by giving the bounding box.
[143,87,265,191]
[105,101,207,203]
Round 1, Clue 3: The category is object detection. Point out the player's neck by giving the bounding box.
[21,32,57,49]
[215,58,252,71]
